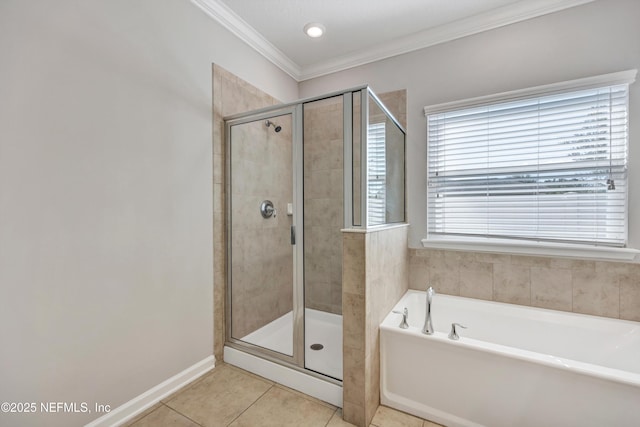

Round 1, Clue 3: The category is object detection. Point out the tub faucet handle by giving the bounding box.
[448,323,467,340]
[392,307,409,329]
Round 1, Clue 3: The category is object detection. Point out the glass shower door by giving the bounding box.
[302,95,344,380]
[227,110,300,361]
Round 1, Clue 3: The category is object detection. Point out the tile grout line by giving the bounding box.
[323,408,339,427]
[160,402,205,427]
[224,383,275,426]
[271,383,338,412]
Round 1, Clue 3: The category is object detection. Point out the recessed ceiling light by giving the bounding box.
[304,22,325,38]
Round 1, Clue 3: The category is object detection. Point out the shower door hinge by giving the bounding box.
[290,225,296,245]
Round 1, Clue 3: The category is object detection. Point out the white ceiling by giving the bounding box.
[192,0,595,81]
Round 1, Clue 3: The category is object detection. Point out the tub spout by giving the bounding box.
[422,286,435,335]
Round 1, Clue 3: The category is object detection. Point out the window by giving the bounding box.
[425,71,636,248]
[368,122,386,225]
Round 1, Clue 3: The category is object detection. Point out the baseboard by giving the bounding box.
[85,355,215,427]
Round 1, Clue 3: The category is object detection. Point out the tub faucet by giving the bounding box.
[392,307,409,329]
[448,323,467,340]
[422,286,435,335]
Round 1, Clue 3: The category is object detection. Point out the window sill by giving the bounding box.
[421,237,640,262]
[342,223,409,234]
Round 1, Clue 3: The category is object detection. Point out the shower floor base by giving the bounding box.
[240,308,343,380]
[224,346,343,407]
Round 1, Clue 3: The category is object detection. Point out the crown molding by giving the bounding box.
[299,0,596,80]
[190,0,301,80]
[192,0,595,82]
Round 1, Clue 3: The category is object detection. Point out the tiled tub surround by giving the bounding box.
[380,290,640,427]
[342,225,409,427]
[409,248,640,321]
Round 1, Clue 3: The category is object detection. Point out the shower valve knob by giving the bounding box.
[260,200,276,218]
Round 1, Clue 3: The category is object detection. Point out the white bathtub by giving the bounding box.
[380,290,640,427]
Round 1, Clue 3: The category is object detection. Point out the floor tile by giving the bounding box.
[327,408,358,426]
[423,420,446,427]
[121,403,164,426]
[164,363,272,427]
[228,385,335,427]
[126,404,199,427]
[371,405,423,427]
[275,384,337,411]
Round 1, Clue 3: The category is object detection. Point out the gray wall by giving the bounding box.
[0,1,297,426]
[299,0,640,249]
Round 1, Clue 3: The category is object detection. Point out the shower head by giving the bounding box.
[265,120,282,133]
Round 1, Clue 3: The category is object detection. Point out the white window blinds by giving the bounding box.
[368,122,386,225]
[426,80,631,247]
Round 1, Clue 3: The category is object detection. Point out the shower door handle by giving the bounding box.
[290,225,296,245]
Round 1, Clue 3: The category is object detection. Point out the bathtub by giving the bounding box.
[380,290,640,427]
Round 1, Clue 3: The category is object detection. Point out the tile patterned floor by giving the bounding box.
[123,363,444,427]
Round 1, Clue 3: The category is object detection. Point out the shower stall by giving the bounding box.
[223,86,405,405]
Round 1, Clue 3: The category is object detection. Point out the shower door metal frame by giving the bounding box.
[224,104,305,369]
[223,85,404,385]
[350,88,407,229]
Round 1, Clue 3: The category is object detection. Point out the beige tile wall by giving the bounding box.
[304,96,344,314]
[212,64,281,360]
[229,117,294,338]
[376,90,407,131]
[409,248,640,321]
[342,232,366,427]
[342,225,409,427]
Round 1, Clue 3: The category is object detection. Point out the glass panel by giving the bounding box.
[367,93,405,225]
[352,91,362,226]
[229,114,294,356]
[302,95,344,380]
[385,114,406,223]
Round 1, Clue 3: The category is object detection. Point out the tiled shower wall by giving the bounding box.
[212,64,281,360]
[342,225,409,427]
[409,248,640,321]
[303,97,344,314]
[229,119,293,338]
